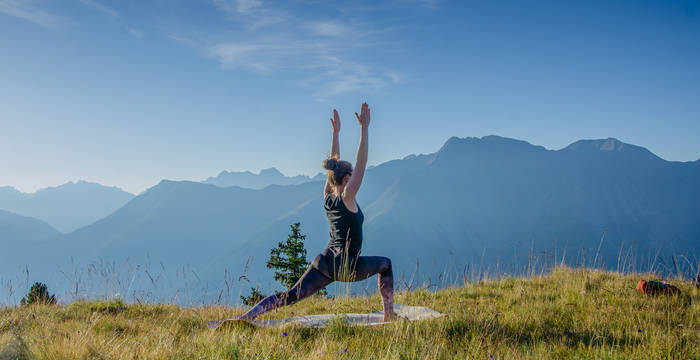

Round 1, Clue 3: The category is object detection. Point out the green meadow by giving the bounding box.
[1,267,698,359]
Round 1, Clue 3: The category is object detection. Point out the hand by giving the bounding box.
[354,102,370,127]
[330,109,340,133]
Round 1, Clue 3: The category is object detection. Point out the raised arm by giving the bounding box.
[343,102,370,201]
[324,109,341,196]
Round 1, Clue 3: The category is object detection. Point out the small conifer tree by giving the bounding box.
[267,222,327,296]
[20,282,56,306]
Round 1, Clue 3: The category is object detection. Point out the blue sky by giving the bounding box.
[1,0,699,194]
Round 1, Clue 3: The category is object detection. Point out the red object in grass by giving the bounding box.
[636,280,681,296]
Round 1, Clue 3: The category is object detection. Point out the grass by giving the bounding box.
[0,266,698,359]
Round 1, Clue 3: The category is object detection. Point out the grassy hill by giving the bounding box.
[1,267,698,359]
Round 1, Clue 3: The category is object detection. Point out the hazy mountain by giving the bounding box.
[63,181,319,268]
[360,136,699,273]
[0,210,60,242]
[203,167,318,189]
[5,136,699,303]
[0,181,134,233]
[0,210,61,280]
[311,172,326,182]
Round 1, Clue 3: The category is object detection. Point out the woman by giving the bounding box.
[236,102,398,322]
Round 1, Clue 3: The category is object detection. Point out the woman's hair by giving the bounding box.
[322,158,353,186]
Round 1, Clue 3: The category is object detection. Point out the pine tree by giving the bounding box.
[267,222,310,288]
[266,222,327,296]
[20,282,56,306]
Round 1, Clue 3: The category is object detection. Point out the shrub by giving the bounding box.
[240,286,266,306]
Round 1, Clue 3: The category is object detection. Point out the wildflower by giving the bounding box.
[637,329,642,333]
[343,348,348,353]
[490,356,494,359]
[283,332,288,337]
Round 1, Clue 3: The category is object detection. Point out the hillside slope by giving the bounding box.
[0,209,60,242]
[0,268,697,359]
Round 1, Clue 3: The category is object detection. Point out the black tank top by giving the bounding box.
[324,193,364,255]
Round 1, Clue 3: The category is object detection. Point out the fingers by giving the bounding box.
[331,109,341,130]
[355,112,361,122]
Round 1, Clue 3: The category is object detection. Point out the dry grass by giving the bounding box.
[0,266,698,359]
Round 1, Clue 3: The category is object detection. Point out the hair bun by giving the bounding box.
[323,158,338,171]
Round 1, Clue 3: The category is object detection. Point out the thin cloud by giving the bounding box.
[77,0,118,18]
[387,70,403,84]
[0,0,64,29]
[303,20,348,37]
[212,0,288,30]
[174,0,401,96]
[393,0,440,9]
[128,28,143,38]
[205,37,331,73]
[208,42,272,73]
[182,36,394,96]
[317,57,390,97]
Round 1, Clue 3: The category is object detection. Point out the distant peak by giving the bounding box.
[565,138,626,151]
[437,136,474,152]
[438,135,542,154]
[0,186,21,194]
[52,180,99,187]
[311,172,326,181]
[64,180,97,186]
[563,137,664,161]
[259,167,283,176]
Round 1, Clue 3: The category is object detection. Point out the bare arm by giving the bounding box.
[324,109,341,196]
[343,103,370,201]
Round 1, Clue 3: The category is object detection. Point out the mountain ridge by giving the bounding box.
[202,167,321,189]
[0,180,135,233]
[3,135,698,303]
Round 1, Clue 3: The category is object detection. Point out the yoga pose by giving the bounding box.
[236,102,398,322]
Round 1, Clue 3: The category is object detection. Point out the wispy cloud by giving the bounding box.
[128,28,142,38]
[202,38,399,97]
[0,0,64,29]
[386,70,403,84]
[208,42,272,73]
[303,20,348,37]
[393,0,440,9]
[77,0,118,18]
[173,0,404,97]
[319,57,391,96]
[212,0,288,30]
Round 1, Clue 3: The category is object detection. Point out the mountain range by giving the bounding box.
[0,181,134,233]
[203,167,324,189]
[2,136,698,304]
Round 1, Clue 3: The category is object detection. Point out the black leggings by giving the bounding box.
[240,255,394,320]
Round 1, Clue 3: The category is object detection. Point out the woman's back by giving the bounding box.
[324,193,364,255]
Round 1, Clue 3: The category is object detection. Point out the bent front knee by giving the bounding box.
[380,257,392,274]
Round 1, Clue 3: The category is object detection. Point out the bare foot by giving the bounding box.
[383,310,398,322]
